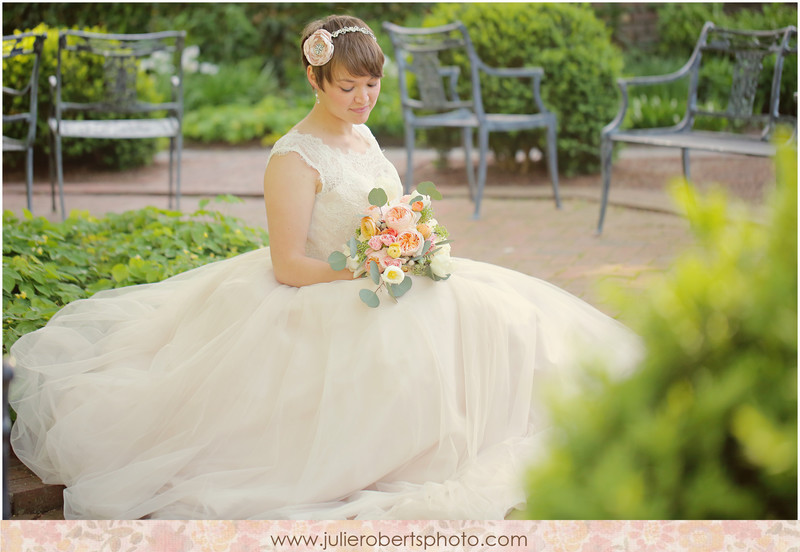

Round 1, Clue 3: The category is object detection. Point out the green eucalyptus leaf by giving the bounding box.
[391,276,413,298]
[409,195,424,205]
[369,261,381,285]
[417,181,442,200]
[348,236,358,258]
[359,288,380,308]
[328,250,347,271]
[368,187,388,207]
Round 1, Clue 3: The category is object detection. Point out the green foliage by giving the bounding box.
[184,95,308,146]
[2,23,164,171]
[423,3,623,176]
[3,199,269,354]
[522,135,797,519]
[619,3,797,133]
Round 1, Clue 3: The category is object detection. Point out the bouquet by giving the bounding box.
[328,181,453,307]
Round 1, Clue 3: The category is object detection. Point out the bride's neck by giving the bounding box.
[304,107,353,137]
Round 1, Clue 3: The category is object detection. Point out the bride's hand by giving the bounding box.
[263,152,353,287]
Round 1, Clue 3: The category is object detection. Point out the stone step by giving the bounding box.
[8,452,65,519]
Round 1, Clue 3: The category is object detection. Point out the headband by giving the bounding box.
[303,26,376,67]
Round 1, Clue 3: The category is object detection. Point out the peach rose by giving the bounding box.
[384,204,417,231]
[397,230,424,256]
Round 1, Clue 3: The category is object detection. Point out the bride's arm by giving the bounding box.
[263,152,353,287]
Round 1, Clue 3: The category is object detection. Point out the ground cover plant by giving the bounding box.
[3,198,269,354]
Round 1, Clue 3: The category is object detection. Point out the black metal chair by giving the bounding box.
[3,32,47,212]
[49,30,186,218]
[598,22,797,234]
[383,21,561,219]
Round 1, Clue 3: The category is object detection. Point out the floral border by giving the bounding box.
[2,520,799,551]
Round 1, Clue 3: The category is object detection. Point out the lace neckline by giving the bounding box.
[287,126,376,157]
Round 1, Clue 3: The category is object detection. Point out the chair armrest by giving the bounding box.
[479,65,544,80]
[603,57,697,136]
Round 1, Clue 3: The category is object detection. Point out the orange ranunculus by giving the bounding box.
[360,216,378,239]
[411,201,424,212]
[416,223,432,240]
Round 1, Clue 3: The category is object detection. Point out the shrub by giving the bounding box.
[2,23,165,172]
[3,198,269,354]
[521,134,797,519]
[422,3,623,176]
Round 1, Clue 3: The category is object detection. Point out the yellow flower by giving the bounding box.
[360,216,378,239]
[15,291,27,299]
[387,243,402,258]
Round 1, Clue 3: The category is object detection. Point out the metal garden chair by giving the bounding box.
[598,22,797,234]
[383,21,561,219]
[3,32,47,212]
[49,30,186,218]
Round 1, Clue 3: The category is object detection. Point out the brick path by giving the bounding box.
[1,145,774,519]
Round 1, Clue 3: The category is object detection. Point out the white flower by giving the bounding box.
[381,265,405,285]
[429,243,453,278]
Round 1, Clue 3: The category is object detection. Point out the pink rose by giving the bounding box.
[368,236,384,250]
[304,29,334,66]
[384,257,403,268]
[384,204,417,231]
[379,233,397,246]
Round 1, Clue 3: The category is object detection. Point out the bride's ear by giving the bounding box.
[306,66,319,93]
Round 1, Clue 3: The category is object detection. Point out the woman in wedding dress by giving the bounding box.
[9,15,642,520]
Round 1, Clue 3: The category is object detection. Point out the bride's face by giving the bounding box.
[318,71,381,124]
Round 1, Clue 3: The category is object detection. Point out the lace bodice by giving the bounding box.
[267,125,404,261]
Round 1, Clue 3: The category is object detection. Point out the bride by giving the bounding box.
[9,15,642,520]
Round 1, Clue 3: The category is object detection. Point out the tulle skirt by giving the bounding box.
[9,248,642,519]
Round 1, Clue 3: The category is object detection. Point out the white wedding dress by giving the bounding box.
[9,124,642,520]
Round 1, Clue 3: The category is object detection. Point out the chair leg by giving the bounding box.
[55,134,66,220]
[462,128,476,201]
[681,148,691,182]
[175,133,182,211]
[472,128,489,220]
[596,136,614,235]
[546,119,561,209]
[25,146,34,212]
[404,124,415,195]
[168,137,175,210]
[48,132,57,213]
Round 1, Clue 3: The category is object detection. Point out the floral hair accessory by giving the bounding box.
[304,29,334,67]
[303,26,376,67]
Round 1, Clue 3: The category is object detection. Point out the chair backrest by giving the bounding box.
[3,32,47,142]
[53,30,185,118]
[685,22,797,138]
[383,21,483,116]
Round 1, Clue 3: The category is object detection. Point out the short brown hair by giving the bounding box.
[301,15,384,90]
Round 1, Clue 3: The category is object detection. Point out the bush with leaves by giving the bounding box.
[3,198,269,354]
[2,23,165,172]
[521,135,797,519]
[421,3,623,176]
